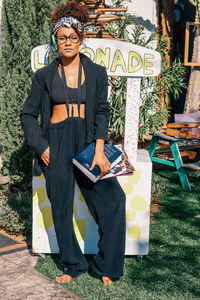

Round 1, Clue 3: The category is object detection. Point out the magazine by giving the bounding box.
[101,145,134,179]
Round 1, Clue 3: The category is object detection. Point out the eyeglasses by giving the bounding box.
[57,34,79,44]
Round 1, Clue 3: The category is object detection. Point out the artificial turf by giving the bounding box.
[35,166,200,300]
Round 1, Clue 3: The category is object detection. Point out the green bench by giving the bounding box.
[147,132,200,191]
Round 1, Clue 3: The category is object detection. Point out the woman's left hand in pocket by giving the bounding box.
[41,146,50,166]
[90,152,111,177]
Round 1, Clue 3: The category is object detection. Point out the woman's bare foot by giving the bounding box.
[102,276,112,286]
[56,274,72,283]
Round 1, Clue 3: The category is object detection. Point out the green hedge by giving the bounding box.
[0,0,65,182]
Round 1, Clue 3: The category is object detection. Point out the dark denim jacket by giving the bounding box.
[20,53,109,175]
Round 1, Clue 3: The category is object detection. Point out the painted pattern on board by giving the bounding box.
[33,167,148,246]
[122,170,147,240]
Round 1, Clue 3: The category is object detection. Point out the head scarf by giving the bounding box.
[53,16,83,35]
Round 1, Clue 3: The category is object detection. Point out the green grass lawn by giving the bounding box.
[35,166,200,300]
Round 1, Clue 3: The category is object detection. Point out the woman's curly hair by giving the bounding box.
[51,1,89,38]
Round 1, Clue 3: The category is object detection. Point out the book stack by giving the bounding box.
[166,122,200,139]
[73,142,134,182]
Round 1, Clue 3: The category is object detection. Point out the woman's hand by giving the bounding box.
[90,139,111,177]
[41,146,50,166]
[90,152,111,177]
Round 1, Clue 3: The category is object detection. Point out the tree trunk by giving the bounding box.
[184,0,200,113]
[158,0,174,64]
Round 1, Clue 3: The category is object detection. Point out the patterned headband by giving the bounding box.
[53,16,83,35]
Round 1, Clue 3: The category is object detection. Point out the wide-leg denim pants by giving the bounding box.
[42,116,126,278]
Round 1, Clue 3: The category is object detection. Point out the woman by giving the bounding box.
[21,1,126,285]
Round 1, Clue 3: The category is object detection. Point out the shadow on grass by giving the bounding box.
[128,164,200,299]
[50,253,121,283]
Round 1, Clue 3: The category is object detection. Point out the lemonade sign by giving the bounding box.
[31,38,161,77]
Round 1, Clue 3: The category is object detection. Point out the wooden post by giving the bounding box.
[158,0,174,64]
[157,0,174,111]
[124,78,141,163]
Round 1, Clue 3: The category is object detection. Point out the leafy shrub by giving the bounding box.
[0,188,32,239]
[108,19,186,139]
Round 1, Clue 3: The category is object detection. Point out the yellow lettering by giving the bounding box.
[96,48,110,69]
[80,47,95,62]
[110,49,127,73]
[144,54,154,75]
[128,51,143,73]
[48,51,58,65]
[34,50,45,70]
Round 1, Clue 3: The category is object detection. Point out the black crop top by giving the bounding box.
[51,69,86,105]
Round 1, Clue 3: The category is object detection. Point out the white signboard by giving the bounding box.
[31,38,161,77]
